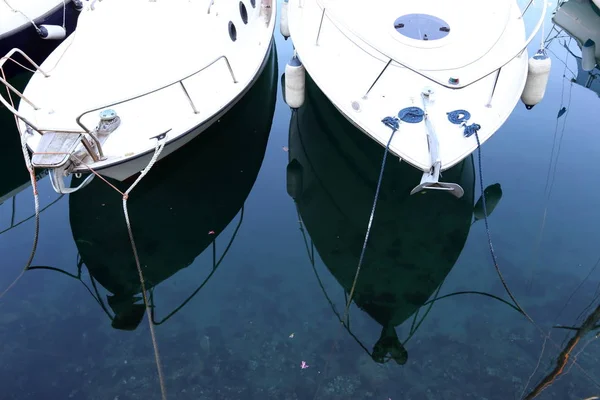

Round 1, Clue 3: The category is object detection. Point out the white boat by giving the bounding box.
[0,0,276,194]
[282,0,548,197]
[0,0,84,78]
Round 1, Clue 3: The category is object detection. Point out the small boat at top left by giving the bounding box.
[1,0,84,78]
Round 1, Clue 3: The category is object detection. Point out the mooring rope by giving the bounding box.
[122,136,168,400]
[0,67,41,300]
[342,116,399,321]
[446,108,531,321]
[322,101,600,397]
[528,41,573,292]
[474,131,600,396]
[300,102,600,398]
[474,131,534,324]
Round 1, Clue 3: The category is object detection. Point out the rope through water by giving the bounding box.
[1,58,168,396]
[472,124,600,397]
[122,136,168,400]
[0,66,41,299]
[528,37,574,292]
[342,116,399,321]
[474,131,534,324]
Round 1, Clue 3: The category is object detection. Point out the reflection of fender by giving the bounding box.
[286,157,303,200]
[472,182,503,225]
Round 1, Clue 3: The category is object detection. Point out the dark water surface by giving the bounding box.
[1,5,600,400]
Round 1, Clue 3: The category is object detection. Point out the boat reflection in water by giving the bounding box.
[286,75,477,365]
[29,44,278,330]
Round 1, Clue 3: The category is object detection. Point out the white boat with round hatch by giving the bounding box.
[0,0,276,194]
[282,0,550,197]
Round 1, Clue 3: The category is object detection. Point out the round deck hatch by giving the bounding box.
[393,14,450,41]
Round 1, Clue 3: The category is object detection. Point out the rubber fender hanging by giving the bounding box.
[582,39,597,72]
[284,54,305,109]
[39,25,66,40]
[280,0,290,39]
[521,49,551,110]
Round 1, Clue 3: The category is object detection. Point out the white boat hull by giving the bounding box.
[287,0,534,173]
[8,0,277,183]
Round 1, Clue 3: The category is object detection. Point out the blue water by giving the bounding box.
[1,4,600,400]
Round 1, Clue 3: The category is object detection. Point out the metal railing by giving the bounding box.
[0,47,238,164]
[74,54,238,134]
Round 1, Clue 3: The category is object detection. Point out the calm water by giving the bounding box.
[1,8,600,400]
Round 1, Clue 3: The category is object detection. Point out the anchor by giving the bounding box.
[410,88,464,198]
